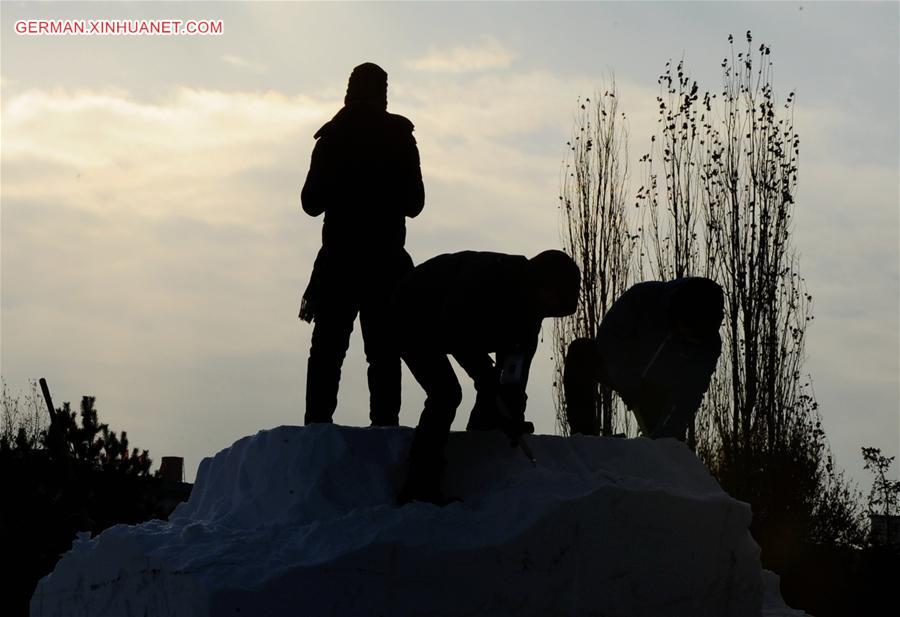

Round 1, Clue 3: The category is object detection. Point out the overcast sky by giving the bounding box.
[2,1,897,492]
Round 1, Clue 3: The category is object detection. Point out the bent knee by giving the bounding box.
[443,380,464,411]
[428,380,462,412]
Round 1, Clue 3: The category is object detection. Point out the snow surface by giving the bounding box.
[31,424,809,616]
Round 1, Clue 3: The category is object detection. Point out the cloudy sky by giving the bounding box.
[2,1,897,491]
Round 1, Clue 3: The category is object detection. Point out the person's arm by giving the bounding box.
[650,384,706,440]
[399,132,425,218]
[386,115,425,219]
[649,338,721,439]
[596,287,642,391]
[495,327,539,426]
[300,137,331,217]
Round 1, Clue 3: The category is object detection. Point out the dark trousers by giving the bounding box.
[452,352,500,430]
[404,352,463,442]
[399,351,463,502]
[304,254,411,426]
[563,338,603,435]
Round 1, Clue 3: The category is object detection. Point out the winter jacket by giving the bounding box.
[393,251,542,358]
[392,251,544,423]
[301,104,424,257]
[596,278,723,436]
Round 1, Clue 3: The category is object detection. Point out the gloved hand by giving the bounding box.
[298,296,315,323]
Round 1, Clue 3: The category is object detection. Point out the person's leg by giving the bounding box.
[398,351,462,504]
[628,386,668,437]
[304,292,358,425]
[452,352,500,430]
[359,252,413,426]
[563,337,602,435]
[359,293,402,426]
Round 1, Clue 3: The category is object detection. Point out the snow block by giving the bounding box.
[32,424,783,616]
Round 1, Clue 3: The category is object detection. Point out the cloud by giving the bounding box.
[398,71,656,185]
[223,55,269,73]
[1,88,324,479]
[2,87,332,222]
[1,85,332,411]
[408,38,515,73]
[0,76,643,480]
[2,61,896,486]
[388,70,672,259]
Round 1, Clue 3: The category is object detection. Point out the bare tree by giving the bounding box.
[553,83,636,436]
[636,58,718,447]
[637,58,712,282]
[699,33,810,462]
[636,36,814,456]
[638,32,862,552]
[1,378,46,450]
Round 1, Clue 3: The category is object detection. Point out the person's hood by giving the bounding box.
[666,277,725,332]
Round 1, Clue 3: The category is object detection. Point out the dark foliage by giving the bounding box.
[0,384,189,617]
[548,32,880,615]
[771,542,899,617]
[862,447,900,517]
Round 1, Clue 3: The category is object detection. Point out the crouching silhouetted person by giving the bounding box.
[564,277,724,440]
[392,250,580,504]
[300,62,425,427]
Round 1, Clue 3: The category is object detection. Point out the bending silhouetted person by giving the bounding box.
[392,250,580,504]
[564,277,724,439]
[300,62,425,426]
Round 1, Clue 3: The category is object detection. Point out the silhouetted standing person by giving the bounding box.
[392,250,580,504]
[564,277,724,439]
[300,63,424,426]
